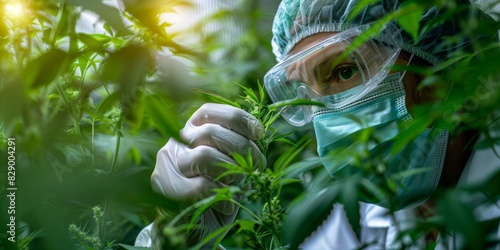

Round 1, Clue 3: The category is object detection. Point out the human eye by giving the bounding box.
[315,62,361,95]
[321,63,359,84]
[336,64,359,81]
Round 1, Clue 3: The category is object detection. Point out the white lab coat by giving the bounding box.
[135,140,500,249]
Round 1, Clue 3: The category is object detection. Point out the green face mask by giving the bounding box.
[313,73,448,209]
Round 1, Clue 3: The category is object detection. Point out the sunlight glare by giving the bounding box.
[5,2,25,20]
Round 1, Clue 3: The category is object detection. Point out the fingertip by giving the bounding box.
[150,171,166,196]
[250,116,265,139]
[241,113,264,140]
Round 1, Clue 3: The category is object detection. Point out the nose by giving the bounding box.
[288,60,321,93]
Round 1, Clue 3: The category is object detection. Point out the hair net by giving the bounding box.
[271,0,489,65]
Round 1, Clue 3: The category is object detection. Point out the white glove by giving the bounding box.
[151,103,265,243]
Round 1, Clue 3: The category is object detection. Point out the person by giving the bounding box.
[135,0,500,249]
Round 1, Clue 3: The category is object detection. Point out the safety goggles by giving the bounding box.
[264,23,402,127]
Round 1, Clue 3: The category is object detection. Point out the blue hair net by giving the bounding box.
[271,0,489,65]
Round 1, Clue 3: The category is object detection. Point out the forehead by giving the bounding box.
[286,31,376,64]
[288,32,338,56]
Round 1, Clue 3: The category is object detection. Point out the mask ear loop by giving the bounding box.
[399,53,415,82]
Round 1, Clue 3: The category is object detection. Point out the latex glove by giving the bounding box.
[151,103,265,243]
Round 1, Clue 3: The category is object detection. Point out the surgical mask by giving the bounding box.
[313,73,448,209]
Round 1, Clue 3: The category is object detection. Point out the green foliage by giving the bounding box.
[68,224,102,249]
[69,208,103,248]
[1,0,499,249]
[154,81,314,249]
[281,1,500,249]
[396,2,424,42]
[0,0,278,249]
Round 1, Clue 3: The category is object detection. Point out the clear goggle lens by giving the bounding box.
[264,23,402,127]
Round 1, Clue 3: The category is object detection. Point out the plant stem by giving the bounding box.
[91,118,95,168]
[101,197,110,245]
[110,113,123,176]
[232,200,260,221]
[101,111,123,246]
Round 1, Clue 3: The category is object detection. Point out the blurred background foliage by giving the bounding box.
[0,0,499,249]
[0,0,280,249]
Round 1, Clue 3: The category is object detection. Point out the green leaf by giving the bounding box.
[264,110,284,128]
[390,118,432,155]
[76,51,91,79]
[236,220,256,234]
[144,95,182,141]
[257,80,266,104]
[96,92,120,115]
[359,178,389,204]
[430,53,472,73]
[0,75,27,124]
[123,0,170,35]
[67,0,131,35]
[396,3,424,43]
[188,188,237,227]
[192,221,240,250]
[391,167,432,180]
[194,88,241,108]
[472,168,500,200]
[283,157,323,178]
[277,178,302,186]
[235,82,259,104]
[268,99,325,109]
[473,136,500,150]
[102,44,151,119]
[273,137,311,173]
[436,192,482,248]
[272,136,295,145]
[117,209,143,227]
[344,114,367,127]
[78,33,110,52]
[24,49,69,88]
[347,0,380,21]
[102,44,150,86]
[331,19,389,69]
[341,178,361,237]
[284,185,341,249]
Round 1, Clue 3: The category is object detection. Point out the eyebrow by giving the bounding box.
[309,45,352,73]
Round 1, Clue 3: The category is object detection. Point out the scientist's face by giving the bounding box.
[286,33,378,96]
[288,32,427,110]
[290,32,473,193]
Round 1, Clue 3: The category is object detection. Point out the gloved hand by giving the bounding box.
[151,103,265,244]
